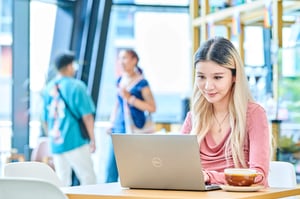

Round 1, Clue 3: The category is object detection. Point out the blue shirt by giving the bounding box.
[41,76,95,154]
[112,77,149,133]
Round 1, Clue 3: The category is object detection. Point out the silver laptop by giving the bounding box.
[111,133,220,191]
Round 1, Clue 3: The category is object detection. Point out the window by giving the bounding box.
[0,0,12,154]
[30,1,57,147]
[97,4,192,123]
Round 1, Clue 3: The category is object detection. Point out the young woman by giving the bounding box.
[105,49,156,182]
[181,37,271,186]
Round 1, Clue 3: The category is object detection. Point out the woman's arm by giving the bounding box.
[126,86,156,113]
[247,104,271,187]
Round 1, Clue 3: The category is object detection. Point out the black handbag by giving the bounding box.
[55,83,90,140]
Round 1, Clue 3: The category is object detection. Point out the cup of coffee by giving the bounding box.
[224,168,264,186]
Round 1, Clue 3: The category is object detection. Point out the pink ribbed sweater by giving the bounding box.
[180,102,270,187]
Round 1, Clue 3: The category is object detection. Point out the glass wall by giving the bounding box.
[0,1,57,157]
[0,0,12,154]
[97,4,192,124]
[29,1,57,147]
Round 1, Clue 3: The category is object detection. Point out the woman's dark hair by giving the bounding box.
[194,37,237,75]
[126,49,139,63]
[123,49,143,74]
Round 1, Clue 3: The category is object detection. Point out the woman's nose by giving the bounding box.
[205,80,213,90]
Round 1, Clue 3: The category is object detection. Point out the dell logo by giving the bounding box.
[152,157,162,167]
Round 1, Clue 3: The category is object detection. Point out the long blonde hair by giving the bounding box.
[190,37,254,168]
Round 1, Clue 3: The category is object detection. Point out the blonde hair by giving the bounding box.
[190,37,254,168]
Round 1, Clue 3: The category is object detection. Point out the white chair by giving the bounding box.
[30,137,54,169]
[268,161,297,188]
[0,177,68,199]
[3,161,63,187]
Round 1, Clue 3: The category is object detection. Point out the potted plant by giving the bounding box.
[277,135,300,163]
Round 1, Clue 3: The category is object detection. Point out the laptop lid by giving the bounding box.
[111,133,220,191]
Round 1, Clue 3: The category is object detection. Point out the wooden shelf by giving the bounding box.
[190,0,300,64]
[192,0,300,28]
[193,1,264,27]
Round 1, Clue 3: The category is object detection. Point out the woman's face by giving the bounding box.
[118,51,137,73]
[195,60,235,105]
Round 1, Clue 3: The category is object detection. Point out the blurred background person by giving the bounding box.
[105,49,156,182]
[41,51,97,186]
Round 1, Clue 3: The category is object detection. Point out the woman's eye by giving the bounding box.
[197,75,205,79]
[215,76,223,80]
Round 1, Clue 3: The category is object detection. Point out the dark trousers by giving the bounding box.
[72,170,80,186]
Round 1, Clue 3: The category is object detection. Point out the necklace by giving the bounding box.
[213,111,229,133]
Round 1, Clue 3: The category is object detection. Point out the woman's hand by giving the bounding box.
[119,88,131,101]
[202,171,210,183]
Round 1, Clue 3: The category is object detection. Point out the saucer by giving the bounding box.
[220,185,264,192]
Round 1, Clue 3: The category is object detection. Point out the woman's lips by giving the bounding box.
[205,92,218,99]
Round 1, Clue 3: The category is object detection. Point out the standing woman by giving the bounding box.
[105,49,156,182]
[181,37,271,186]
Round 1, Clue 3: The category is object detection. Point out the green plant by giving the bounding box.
[278,135,300,153]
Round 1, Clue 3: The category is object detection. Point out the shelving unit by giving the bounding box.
[192,0,300,62]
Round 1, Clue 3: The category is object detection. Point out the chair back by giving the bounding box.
[268,161,297,188]
[31,137,54,169]
[0,177,68,199]
[4,161,63,187]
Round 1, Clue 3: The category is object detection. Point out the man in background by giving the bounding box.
[41,51,97,186]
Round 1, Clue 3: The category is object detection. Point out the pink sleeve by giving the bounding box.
[206,171,226,185]
[180,112,192,134]
[247,104,270,187]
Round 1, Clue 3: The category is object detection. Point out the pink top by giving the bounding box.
[180,102,270,186]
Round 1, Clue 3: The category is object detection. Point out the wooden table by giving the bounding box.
[62,182,300,199]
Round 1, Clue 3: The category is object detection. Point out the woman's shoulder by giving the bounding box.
[247,101,266,115]
[139,78,149,85]
[247,101,265,109]
[133,77,149,88]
